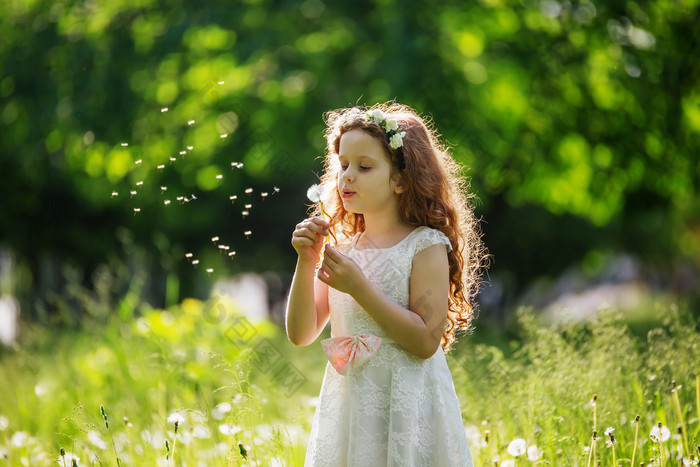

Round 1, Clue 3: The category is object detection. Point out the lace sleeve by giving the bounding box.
[413,227,453,255]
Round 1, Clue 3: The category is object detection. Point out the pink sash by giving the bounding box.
[321,334,382,375]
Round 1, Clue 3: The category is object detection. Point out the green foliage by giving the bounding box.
[1,298,699,465]
[0,0,698,310]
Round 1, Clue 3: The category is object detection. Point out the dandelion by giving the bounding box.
[218,81,224,85]
[631,415,640,467]
[88,430,108,450]
[167,412,185,433]
[274,186,280,192]
[161,107,168,112]
[58,450,79,466]
[218,245,229,251]
[176,196,184,202]
[507,438,527,457]
[157,164,165,170]
[211,236,219,243]
[307,183,330,243]
[135,159,142,164]
[650,424,671,443]
[123,417,132,428]
[111,191,118,197]
[527,445,540,461]
[187,120,195,125]
[671,380,690,459]
[191,194,197,200]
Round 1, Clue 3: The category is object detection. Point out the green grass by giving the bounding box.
[1,298,698,466]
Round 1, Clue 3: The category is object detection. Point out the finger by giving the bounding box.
[293,229,318,244]
[316,266,331,285]
[309,217,331,230]
[323,244,342,261]
[302,220,328,237]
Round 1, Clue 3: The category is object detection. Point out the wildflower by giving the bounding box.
[507,438,527,457]
[306,184,326,204]
[389,131,406,149]
[167,412,185,433]
[57,450,79,466]
[650,423,671,443]
[368,108,385,121]
[605,427,615,437]
[527,444,540,461]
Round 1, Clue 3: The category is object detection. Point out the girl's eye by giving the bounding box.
[340,164,348,170]
[360,166,371,171]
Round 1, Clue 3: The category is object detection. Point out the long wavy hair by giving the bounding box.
[312,101,488,352]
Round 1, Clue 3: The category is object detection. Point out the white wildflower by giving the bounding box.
[167,412,186,426]
[368,109,385,121]
[650,424,671,443]
[507,438,527,457]
[527,444,540,461]
[384,119,399,132]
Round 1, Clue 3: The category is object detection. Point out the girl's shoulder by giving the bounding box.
[409,226,453,256]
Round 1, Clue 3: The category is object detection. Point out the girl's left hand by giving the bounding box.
[317,244,367,296]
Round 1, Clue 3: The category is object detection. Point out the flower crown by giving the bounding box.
[364,109,406,150]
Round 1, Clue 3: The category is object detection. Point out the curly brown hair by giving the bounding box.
[312,101,488,352]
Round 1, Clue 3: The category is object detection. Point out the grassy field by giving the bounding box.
[1,296,698,466]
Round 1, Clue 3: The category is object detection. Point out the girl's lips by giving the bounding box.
[342,190,355,199]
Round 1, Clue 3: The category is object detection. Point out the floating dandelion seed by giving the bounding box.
[185,253,193,259]
[245,188,253,194]
[176,196,184,202]
[220,134,228,139]
[228,251,236,257]
[244,230,252,239]
[130,190,137,196]
[191,194,197,200]
[111,191,119,197]
[169,157,176,162]
[261,192,269,199]
[230,195,238,203]
[604,427,615,437]
[216,174,223,180]
[241,210,249,218]
[192,260,199,266]
[218,245,230,251]
[244,204,252,209]
[187,146,193,150]
[211,236,220,242]
[188,120,195,125]
[121,143,128,147]
[218,81,224,85]
[157,164,165,170]
[206,268,214,274]
[135,159,142,164]
[164,200,171,206]
[161,186,167,191]
[136,181,144,186]
[133,208,141,214]
[179,151,186,155]
[161,107,168,112]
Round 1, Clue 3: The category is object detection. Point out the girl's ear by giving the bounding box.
[392,172,405,194]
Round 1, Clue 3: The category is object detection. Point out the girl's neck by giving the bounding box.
[360,211,414,249]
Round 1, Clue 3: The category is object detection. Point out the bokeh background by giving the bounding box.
[1,0,699,337]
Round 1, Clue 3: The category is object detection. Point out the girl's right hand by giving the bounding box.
[291,217,329,262]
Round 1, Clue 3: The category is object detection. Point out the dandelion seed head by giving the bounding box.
[605,427,615,436]
[527,445,540,461]
[167,412,186,426]
[507,438,527,457]
[650,424,671,443]
[306,184,325,203]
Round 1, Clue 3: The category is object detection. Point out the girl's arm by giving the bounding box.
[285,218,331,346]
[319,244,449,359]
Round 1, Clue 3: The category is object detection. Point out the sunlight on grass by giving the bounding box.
[0,299,698,465]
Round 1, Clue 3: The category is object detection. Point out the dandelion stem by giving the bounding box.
[586,434,594,467]
[630,416,639,467]
[671,381,689,459]
[612,443,617,467]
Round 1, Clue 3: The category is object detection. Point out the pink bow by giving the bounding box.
[321,334,382,375]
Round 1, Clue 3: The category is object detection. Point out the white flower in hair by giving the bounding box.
[389,131,406,150]
[368,109,385,121]
[384,119,399,132]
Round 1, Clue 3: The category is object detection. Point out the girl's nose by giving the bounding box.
[342,169,354,183]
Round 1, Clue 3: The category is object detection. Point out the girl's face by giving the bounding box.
[336,128,402,216]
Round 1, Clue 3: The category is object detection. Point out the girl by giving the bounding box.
[286,102,487,466]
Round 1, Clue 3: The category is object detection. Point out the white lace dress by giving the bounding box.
[305,226,474,467]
